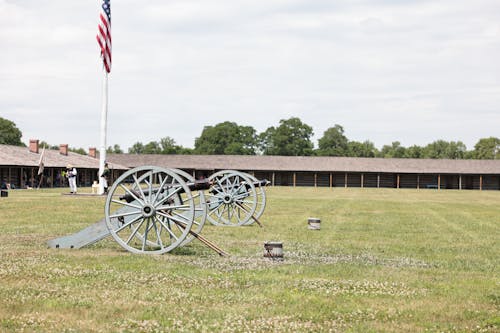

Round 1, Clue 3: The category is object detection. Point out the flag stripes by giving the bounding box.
[96,0,111,73]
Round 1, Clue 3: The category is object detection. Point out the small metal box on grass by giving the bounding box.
[308,217,321,230]
[264,241,283,260]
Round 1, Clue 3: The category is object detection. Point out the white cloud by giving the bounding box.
[1,0,499,151]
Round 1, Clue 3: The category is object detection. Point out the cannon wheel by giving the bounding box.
[105,166,196,254]
[206,170,257,226]
[124,168,207,249]
[242,173,267,225]
[170,168,207,246]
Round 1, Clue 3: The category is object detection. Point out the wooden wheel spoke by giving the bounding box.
[125,218,145,245]
[152,217,164,248]
[155,216,179,241]
[120,184,144,205]
[236,199,255,208]
[233,192,251,200]
[227,204,233,222]
[132,174,147,203]
[155,186,182,207]
[110,210,141,220]
[156,203,191,211]
[115,214,143,233]
[170,211,192,223]
[152,173,171,204]
[147,171,153,201]
[156,210,191,226]
[111,199,142,210]
[141,219,150,251]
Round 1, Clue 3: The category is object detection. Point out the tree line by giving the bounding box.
[1,116,499,159]
[117,118,500,159]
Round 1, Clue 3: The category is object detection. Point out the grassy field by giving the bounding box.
[0,187,498,332]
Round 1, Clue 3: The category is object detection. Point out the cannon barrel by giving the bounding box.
[209,179,269,194]
[119,179,212,203]
[254,179,270,187]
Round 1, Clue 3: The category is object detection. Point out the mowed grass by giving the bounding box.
[0,187,498,332]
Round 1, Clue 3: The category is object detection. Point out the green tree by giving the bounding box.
[379,141,406,158]
[127,138,192,155]
[0,117,24,146]
[257,127,276,154]
[69,147,87,155]
[472,137,500,159]
[405,145,424,158]
[159,137,178,154]
[347,140,378,157]
[463,150,475,159]
[316,125,349,156]
[107,144,124,154]
[128,142,145,154]
[423,140,467,159]
[143,141,162,154]
[159,137,192,154]
[175,147,194,155]
[259,117,314,156]
[39,141,59,150]
[195,122,257,155]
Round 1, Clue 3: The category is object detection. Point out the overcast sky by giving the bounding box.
[1,0,499,152]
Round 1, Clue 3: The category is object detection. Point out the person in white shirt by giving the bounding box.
[66,164,77,194]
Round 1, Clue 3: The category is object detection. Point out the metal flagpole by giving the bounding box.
[96,0,111,195]
[98,72,108,195]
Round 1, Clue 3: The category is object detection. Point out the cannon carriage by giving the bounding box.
[48,166,269,255]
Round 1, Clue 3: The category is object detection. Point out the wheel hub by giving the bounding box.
[142,204,156,218]
[223,194,233,204]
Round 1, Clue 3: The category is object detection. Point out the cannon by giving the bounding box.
[47,166,269,255]
[206,170,269,227]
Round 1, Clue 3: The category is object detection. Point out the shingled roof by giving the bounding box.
[107,154,500,175]
[0,144,128,170]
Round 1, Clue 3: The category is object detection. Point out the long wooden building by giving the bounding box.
[0,141,127,189]
[106,154,500,190]
[1,141,499,190]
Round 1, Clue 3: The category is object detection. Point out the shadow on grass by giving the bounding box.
[169,246,199,256]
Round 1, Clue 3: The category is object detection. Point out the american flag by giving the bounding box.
[96,0,111,73]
